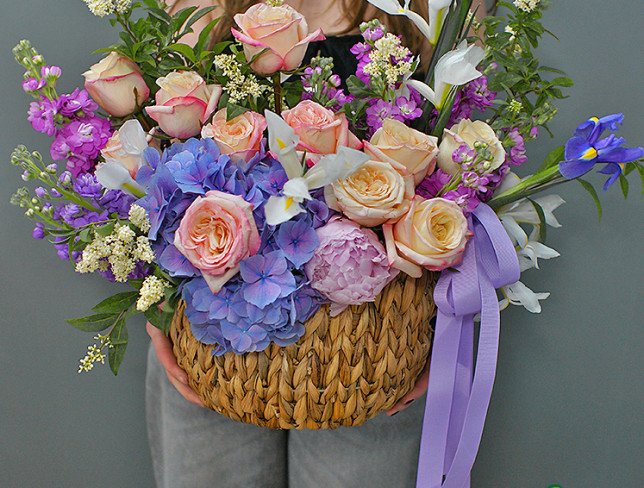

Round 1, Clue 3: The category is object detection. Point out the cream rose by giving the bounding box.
[326,160,414,227]
[437,119,506,175]
[364,118,439,184]
[174,191,261,293]
[384,196,470,276]
[282,100,362,159]
[231,3,325,75]
[83,52,150,117]
[201,109,267,163]
[146,71,222,139]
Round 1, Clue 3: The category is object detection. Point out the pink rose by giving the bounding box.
[231,3,325,75]
[384,196,470,277]
[282,100,362,159]
[305,217,397,316]
[201,109,267,163]
[146,71,222,139]
[364,118,439,185]
[174,191,261,293]
[83,52,150,117]
[326,160,414,227]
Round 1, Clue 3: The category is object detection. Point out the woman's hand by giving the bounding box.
[386,361,429,416]
[146,321,205,407]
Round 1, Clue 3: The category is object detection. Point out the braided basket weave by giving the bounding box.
[170,271,437,429]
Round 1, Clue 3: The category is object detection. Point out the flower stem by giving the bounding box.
[273,73,282,115]
[488,165,562,209]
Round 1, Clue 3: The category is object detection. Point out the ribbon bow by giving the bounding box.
[416,203,521,488]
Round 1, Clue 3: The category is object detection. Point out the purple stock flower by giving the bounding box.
[240,251,297,309]
[32,223,45,239]
[99,189,136,218]
[462,76,496,111]
[416,169,452,199]
[506,128,528,166]
[275,219,320,268]
[366,99,403,133]
[34,187,47,198]
[73,173,103,199]
[41,65,62,80]
[22,77,46,93]
[28,97,59,136]
[443,186,480,214]
[58,88,98,118]
[395,96,422,121]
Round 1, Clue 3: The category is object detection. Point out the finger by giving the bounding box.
[167,373,205,407]
[146,322,189,385]
[387,364,430,417]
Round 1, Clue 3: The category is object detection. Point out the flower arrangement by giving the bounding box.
[9,0,643,483]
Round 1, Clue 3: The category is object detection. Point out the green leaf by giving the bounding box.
[578,178,602,221]
[182,6,218,32]
[550,76,574,87]
[92,292,139,315]
[108,320,129,376]
[226,103,247,121]
[171,6,199,32]
[66,313,116,332]
[619,174,629,198]
[527,198,547,242]
[194,17,221,56]
[166,43,197,63]
[346,75,375,98]
[95,222,115,237]
[78,228,92,243]
[537,145,565,172]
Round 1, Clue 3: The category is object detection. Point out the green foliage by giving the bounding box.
[577,178,602,221]
[480,1,573,139]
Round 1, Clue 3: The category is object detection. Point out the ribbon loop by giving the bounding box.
[416,204,520,488]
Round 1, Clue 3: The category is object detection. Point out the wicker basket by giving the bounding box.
[170,271,437,429]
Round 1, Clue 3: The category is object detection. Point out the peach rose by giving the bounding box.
[231,3,325,75]
[364,118,439,185]
[282,100,362,160]
[201,109,267,163]
[83,52,150,117]
[384,196,470,276]
[437,119,506,175]
[174,191,261,293]
[146,71,222,139]
[326,160,414,227]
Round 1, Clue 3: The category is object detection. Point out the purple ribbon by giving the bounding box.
[416,203,520,488]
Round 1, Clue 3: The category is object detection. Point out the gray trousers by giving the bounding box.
[146,343,426,488]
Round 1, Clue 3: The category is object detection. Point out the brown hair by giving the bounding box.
[169,1,430,55]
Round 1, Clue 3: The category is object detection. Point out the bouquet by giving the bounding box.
[9,0,643,484]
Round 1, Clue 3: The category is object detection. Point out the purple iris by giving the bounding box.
[275,219,320,269]
[559,114,644,190]
[240,251,297,309]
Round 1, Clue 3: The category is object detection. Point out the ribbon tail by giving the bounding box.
[442,271,501,488]
[444,319,474,478]
[416,311,465,488]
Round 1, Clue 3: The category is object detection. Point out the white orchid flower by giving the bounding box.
[408,40,485,109]
[498,194,565,247]
[264,146,370,226]
[95,119,147,197]
[428,0,454,45]
[366,0,433,41]
[265,109,303,180]
[518,228,560,271]
[499,281,550,314]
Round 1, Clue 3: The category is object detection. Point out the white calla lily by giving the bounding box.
[265,109,302,180]
[408,40,485,109]
[95,161,145,198]
[428,0,454,45]
[265,146,370,226]
[500,281,550,314]
[366,0,433,41]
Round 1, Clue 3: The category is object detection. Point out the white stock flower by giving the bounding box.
[408,40,485,109]
[83,0,131,17]
[514,0,540,13]
[136,276,170,312]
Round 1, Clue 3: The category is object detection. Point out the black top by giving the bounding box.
[303,35,363,84]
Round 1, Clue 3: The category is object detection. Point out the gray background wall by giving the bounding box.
[0,1,642,487]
